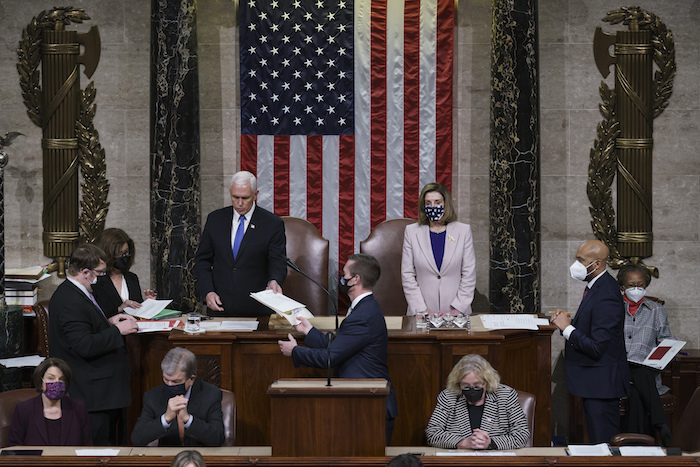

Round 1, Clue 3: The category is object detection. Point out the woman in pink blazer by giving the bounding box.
[401,183,476,316]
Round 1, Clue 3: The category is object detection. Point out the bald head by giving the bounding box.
[578,240,609,262]
[574,240,608,281]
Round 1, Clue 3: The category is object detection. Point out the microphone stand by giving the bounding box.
[285,257,339,329]
[326,332,333,386]
[285,256,338,386]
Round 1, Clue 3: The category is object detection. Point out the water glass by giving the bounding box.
[443,313,455,327]
[416,311,428,328]
[185,313,201,333]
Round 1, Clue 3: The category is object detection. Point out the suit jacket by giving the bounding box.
[565,271,630,399]
[8,395,92,446]
[194,205,287,316]
[131,379,224,447]
[401,222,477,315]
[48,279,132,412]
[292,294,398,418]
[425,385,529,450]
[92,271,144,318]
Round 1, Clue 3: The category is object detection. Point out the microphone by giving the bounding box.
[326,332,333,386]
[285,256,339,330]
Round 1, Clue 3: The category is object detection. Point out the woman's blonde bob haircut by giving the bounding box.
[445,354,500,396]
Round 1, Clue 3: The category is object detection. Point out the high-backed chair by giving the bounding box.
[282,217,330,315]
[516,390,536,448]
[359,218,415,315]
[0,388,37,447]
[32,301,50,357]
[221,389,236,446]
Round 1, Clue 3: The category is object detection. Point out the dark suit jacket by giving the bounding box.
[565,271,630,399]
[92,271,144,318]
[48,279,132,412]
[194,204,287,316]
[8,395,92,446]
[131,379,224,447]
[292,294,398,418]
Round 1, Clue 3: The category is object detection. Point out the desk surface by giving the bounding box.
[1,448,699,467]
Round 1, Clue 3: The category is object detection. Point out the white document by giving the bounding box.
[75,449,120,456]
[218,320,259,331]
[124,298,173,319]
[566,443,612,456]
[619,446,666,456]
[137,320,183,333]
[250,290,314,325]
[475,451,517,456]
[436,451,478,456]
[0,355,45,368]
[638,339,687,370]
[479,314,544,330]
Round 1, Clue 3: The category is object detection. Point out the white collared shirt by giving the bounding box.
[231,203,257,250]
[67,276,93,300]
[346,292,373,317]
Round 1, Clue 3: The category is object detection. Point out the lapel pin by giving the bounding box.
[251,224,255,229]
[448,234,455,242]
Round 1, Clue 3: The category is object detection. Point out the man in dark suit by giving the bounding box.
[131,347,224,446]
[279,253,398,444]
[551,240,630,444]
[49,244,139,445]
[194,171,287,316]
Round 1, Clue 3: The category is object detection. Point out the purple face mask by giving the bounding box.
[43,380,66,400]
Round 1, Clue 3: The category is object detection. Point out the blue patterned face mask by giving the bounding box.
[424,205,445,222]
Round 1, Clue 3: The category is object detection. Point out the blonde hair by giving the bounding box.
[445,354,500,396]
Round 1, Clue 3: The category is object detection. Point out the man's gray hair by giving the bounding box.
[161,347,197,379]
[230,171,257,191]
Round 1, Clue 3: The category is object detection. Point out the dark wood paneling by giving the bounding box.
[127,319,555,447]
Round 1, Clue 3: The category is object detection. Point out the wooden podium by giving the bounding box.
[267,378,390,457]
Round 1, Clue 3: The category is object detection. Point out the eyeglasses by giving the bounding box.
[90,269,107,277]
[116,250,131,259]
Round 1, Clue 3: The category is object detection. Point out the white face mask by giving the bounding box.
[624,287,646,303]
[569,260,595,281]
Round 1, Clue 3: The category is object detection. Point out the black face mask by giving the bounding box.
[163,382,187,399]
[462,387,484,404]
[338,276,354,296]
[114,255,131,272]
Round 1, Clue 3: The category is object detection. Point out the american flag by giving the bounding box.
[240,0,454,292]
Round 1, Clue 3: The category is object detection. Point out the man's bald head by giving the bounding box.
[578,240,609,262]
[574,240,609,281]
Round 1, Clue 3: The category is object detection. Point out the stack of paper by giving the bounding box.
[250,290,314,325]
[124,299,175,319]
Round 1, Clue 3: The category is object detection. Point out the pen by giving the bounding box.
[679,351,688,355]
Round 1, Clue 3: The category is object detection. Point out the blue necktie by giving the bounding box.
[233,215,245,259]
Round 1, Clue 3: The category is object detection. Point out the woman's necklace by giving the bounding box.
[429,224,446,233]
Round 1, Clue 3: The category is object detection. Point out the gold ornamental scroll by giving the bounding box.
[588,7,675,273]
[17,8,108,277]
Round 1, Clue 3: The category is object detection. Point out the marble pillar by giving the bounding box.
[489,0,540,314]
[151,0,201,313]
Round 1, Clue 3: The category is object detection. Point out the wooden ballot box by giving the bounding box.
[267,378,390,457]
